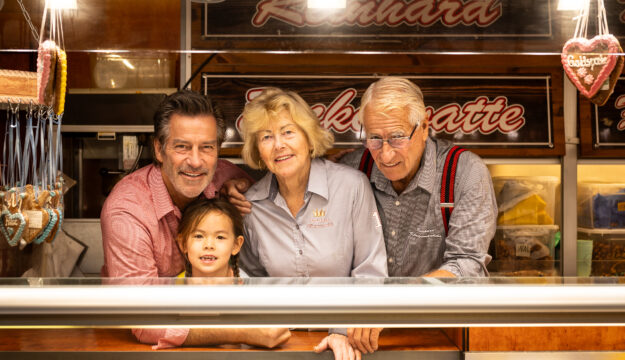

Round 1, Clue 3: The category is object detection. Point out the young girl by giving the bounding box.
[139,198,288,350]
[176,197,245,278]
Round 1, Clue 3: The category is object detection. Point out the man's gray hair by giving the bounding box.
[359,77,426,127]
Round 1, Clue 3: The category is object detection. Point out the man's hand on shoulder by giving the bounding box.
[220,178,252,215]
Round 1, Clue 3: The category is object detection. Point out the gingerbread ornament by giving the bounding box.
[41,190,61,244]
[0,190,29,247]
[22,185,54,245]
[561,0,623,106]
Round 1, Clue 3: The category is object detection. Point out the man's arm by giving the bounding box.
[438,154,497,277]
[185,328,291,348]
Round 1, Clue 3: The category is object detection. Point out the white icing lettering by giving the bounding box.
[567,54,609,71]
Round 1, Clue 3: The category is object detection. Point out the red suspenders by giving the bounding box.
[358,145,466,236]
[440,146,466,236]
[358,148,375,179]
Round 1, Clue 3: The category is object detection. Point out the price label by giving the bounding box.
[516,243,531,258]
[25,210,43,229]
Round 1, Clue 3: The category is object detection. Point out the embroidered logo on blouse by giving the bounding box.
[307,208,333,228]
[313,208,326,217]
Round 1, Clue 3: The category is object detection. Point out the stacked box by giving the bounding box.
[577,183,625,229]
[578,228,625,276]
[489,225,560,277]
[492,176,559,226]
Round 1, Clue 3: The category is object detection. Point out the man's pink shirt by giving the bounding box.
[101,161,251,349]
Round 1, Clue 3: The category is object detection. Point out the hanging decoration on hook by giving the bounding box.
[0,1,68,249]
[561,0,624,106]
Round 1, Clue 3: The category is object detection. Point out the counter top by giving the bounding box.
[0,328,460,359]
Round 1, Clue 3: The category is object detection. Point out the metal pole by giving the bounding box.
[180,0,192,90]
[562,75,578,276]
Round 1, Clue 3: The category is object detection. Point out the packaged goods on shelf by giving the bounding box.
[578,228,625,276]
[492,176,559,226]
[489,225,560,276]
[577,183,625,229]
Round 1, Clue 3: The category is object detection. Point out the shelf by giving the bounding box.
[68,88,177,95]
[483,158,561,165]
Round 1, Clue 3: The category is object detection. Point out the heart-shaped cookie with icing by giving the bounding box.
[0,192,28,247]
[22,185,50,245]
[562,34,622,104]
[591,44,625,106]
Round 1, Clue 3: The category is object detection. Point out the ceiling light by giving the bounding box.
[557,0,585,11]
[308,0,346,9]
[46,0,77,10]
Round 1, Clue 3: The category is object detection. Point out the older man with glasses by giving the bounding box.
[335,77,497,354]
[342,76,497,276]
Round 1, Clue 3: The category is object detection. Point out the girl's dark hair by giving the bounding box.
[152,90,226,166]
[177,197,244,277]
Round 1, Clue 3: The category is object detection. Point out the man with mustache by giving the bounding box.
[101,90,289,349]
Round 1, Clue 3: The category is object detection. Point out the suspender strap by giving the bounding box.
[358,149,375,179]
[440,146,466,236]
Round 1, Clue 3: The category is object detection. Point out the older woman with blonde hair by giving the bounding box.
[238,87,387,360]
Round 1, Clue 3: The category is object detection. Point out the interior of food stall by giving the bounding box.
[1,0,625,357]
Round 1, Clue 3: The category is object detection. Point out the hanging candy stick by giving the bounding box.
[54,47,67,115]
[36,41,57,106]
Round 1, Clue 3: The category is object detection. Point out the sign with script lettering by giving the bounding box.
[202,75,553,149]
[592,77,625,147]
[201,0,552,38]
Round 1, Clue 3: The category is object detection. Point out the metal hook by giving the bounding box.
[9,98,20,115]
[27,101,35,119]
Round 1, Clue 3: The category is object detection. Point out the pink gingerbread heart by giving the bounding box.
[561,34,621,99]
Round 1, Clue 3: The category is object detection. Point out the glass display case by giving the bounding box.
[2,0,625,357]
[2,277,625,358]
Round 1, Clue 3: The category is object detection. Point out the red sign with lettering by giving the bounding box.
[203,75,553,148]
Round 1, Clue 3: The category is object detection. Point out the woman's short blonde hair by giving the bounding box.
[360,77,426,127]
[240,87,334,170]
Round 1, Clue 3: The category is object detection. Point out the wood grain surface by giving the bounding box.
[0,328,460,352]
[469,326,625,351]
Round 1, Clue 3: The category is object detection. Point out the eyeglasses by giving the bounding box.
[363,124,418,150]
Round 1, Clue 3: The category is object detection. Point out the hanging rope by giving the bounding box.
[17,0,40,44]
